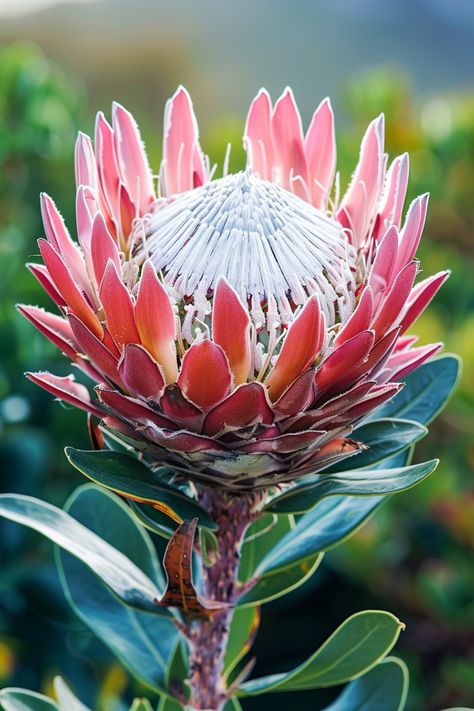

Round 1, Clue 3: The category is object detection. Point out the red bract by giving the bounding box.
[21,87,448,491]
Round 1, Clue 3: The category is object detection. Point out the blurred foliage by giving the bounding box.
[327,67,474,711]
[0,45,473,710]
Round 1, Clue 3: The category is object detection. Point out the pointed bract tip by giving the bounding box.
[215,273,229,288]
[214,274,247,305]
[171,84,193,104]
[111,101,135,123]
[255,87,271,100]
[75,130,92,148]
[362,113,384,145]
[369,113,385,143]
[247,88,272,114]
[95,110,111,131]
[39,192,52,209]
[319,96,333,111]
[275,86,297,107]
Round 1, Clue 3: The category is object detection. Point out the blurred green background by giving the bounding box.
[0,2,473,709]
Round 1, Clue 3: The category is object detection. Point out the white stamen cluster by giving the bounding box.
[141,171,357,334]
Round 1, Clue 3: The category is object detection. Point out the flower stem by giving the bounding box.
[187,489,259,710]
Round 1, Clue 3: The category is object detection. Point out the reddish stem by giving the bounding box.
[187,489,259,710]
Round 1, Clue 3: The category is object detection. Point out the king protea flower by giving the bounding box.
[20,87,448,491]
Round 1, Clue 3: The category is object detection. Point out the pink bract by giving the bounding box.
[20,86,448,491]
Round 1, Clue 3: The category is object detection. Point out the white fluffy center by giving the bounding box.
[142,171,357,329]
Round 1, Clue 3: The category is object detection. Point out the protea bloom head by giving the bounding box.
[20,87,448,492]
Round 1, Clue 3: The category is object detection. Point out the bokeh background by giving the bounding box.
[0,1,473,709]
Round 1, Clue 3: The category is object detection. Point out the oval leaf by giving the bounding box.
[156,700,184,711]
[322,656,409,711]
[224,701,243,711]
[0,493,162,612]
[0,689,59,711]
[326,418,427,472]
[129,701,155,711]
[65,448,217,529]
[239,514,293,582]
[265,459,439,514]
[57,485,178,694]
[238,553,323,607]
[237,610,404,695]
[130,500,176,539]
[224,606,261,675]
[256,496,383,576]
[53,678,90,711]
[370,354,461,425]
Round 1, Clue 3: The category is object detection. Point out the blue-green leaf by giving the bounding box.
[256,496,383,575]
[238,553,323,607]
[237,610,404,695]
[224,606,260,675]
[65,448,216,530]
[57,485,179,694]
[370,354,461,425]
[129,701,155,711]
[163,638,188,703]
[0,493,162,613]
[129,500,176,539]
[370,447,413,471]
[223,700,243,711]
[0,689,59,711]
[265,459,438,514]
[325,418,427,472]
[239,514,293,582]
[0,680,91,711]
[53,678,90,711]
[156,699,183,711]
[321,656,409,711]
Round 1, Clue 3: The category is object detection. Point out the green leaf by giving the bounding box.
[0,689,59,711]
[157,699,184,711]
[223,700,243,711]
[238,553,323,607]
[163,638,189,701]
[238,513,328,606]
[199,526,219,566]
[129,500,176,540]
[239,514,293,582]
[370,354,461,425]
[371,447,413,471]
[53,678,90,711]
[237,610,404,695]
[321,656,409,711]
[224,606,260,675]
[265,459,439,514]
[0,493,162,613]
[57,485,179,694]
[129,701,155,711]
[326,418,427,472]
[256,496,383,575]
[65,448,217,530]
